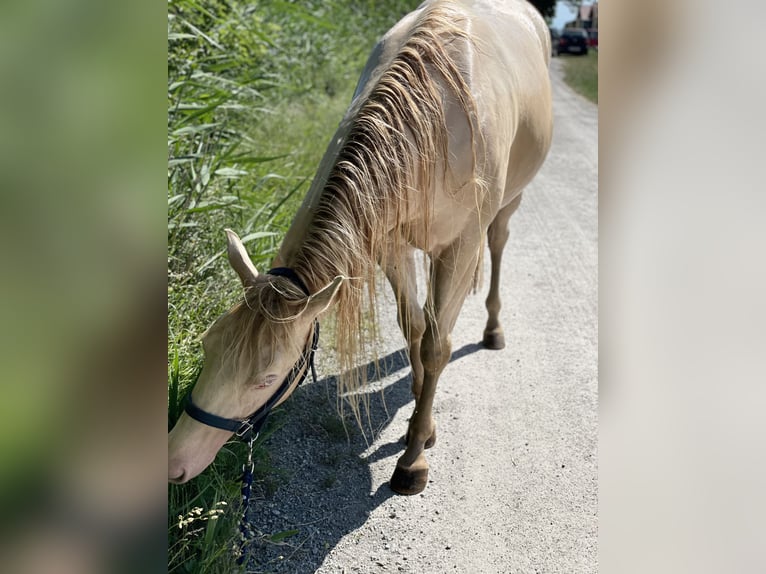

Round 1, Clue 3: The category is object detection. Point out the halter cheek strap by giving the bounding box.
[183,268,319,440]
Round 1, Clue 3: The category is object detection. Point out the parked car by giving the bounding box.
[556,28,589,56]
[587,29,598,49]
[549,27,560,56]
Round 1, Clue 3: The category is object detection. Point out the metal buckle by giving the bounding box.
[236,419,254,438]
[242,432,257,474]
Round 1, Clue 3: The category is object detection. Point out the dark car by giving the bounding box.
[549,27,560,56]
[556,28,589,56]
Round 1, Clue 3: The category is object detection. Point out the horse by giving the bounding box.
[169,0,552,495]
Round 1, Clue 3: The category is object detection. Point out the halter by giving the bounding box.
[183,267,319,441]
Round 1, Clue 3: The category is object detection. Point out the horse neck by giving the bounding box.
[274,117,349,284]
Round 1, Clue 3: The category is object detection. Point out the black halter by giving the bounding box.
[183,268,319,441]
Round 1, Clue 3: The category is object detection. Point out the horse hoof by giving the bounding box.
[390,466,429,495]
[482,330,505,350]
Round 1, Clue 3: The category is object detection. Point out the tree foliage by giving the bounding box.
[528,0,556,19]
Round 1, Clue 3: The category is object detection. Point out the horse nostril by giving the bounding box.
[169,470,187,484]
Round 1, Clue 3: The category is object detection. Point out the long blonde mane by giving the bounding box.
[290,3,480,421]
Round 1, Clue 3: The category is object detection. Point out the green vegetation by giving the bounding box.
[561,50,598,103]
[167,1,417,571]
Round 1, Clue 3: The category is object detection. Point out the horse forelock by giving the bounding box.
[291,2,481,427]
[217,278,310,382]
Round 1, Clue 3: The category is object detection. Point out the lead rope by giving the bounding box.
[237,432,257,565]
[236,323,319,565]
[233,262,319,565]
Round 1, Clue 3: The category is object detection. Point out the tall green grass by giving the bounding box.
[167,1,417,571]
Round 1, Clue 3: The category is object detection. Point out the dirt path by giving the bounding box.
[245,57,597,574]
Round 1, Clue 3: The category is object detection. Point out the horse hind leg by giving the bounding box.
[483,193,523,350]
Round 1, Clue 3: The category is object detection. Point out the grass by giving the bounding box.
[560,50,598,103]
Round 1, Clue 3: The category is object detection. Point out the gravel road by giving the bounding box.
[244,57,597,574]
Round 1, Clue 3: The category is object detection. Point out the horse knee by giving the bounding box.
[420,331,451,376]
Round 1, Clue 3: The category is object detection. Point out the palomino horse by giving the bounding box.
[169,0,552,495]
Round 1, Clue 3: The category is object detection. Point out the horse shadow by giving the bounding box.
[243,342,483,573]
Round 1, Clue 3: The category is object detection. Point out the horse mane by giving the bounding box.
[288,3,481,424]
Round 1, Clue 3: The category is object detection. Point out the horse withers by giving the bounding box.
[169,0,553,495]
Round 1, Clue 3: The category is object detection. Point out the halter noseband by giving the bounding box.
[183,268,319,440]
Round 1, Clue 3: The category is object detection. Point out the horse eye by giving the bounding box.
[252,374,278,389]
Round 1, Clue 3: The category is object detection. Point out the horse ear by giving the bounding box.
[305,276,344,317]
[225,229,259,286]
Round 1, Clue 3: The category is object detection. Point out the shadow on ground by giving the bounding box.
[243,342,483,573]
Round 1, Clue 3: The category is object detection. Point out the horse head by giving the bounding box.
[168,230,342,483]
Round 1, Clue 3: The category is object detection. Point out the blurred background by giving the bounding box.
[599,0,766,572]
[0,0,764,572]
[0,0,165,572]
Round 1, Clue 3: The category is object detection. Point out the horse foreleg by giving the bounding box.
[382,247,431,447]
[390,242,479,495]
[483,193,522,349]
